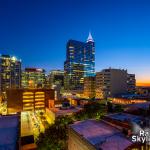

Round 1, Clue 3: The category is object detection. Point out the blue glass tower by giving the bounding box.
[84,32,95,77]
[64,33,95,91]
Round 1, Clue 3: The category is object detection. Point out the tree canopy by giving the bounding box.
[36,102,106,150]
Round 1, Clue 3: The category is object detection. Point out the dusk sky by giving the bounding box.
[0,0,150,84]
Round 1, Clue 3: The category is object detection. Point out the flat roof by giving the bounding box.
[106,113,142,124]
[0,114,19,128]
[126,102,150,110]
[70,119,132,150]
[0,114,20,149]
[50,107,82,117]
[21,112,33,137]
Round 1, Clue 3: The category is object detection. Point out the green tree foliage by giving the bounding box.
[72,102,106,121]
[36,116,73,150]
[36,102,106,150]
[114,104,123,113]
[107,102,124,113]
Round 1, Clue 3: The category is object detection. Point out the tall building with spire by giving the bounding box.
[64,33,95,92]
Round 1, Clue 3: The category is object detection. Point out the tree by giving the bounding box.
[36,116,73,150]
[107,102,113,113]
[74,102,106,120]
[36,102,106,150]
[114,104,123,113]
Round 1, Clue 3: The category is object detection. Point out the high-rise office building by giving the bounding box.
[96,68,136,99]
[48,70,64,100]
[0,54,21,94]
[49,70,64,87]
[21,68,46,88]
[64,33,95,91]
[96,68,128,99]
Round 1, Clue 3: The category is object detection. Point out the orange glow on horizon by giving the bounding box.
[136,82,150,86]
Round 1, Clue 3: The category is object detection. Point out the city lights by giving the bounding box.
[0,0,150,150]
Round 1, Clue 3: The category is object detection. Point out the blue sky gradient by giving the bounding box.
[0,0,150,83]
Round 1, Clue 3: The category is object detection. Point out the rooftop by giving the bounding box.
[70,119,132,150]
[106,113,142,124]
[24,68,45,72]
[50,107,82,117]
[126,102,150,110]
[21,112,33,137]
[0,114,20,149]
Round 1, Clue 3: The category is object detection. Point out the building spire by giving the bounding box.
[87,32,94,42]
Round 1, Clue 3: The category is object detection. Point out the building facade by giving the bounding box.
[127,74,136,94]
[96,68,128,99]
[83,76,95,98]
[0,54,21,95]
[7,88,55,113]
[49,70,64,87]
[68,119,134,150]
[21,68,46,88]
[136,86,150,99]
[64,33,95,92]
[96,68,136,99]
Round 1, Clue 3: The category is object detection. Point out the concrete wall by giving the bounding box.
[68,128,96,150]
[110,69,127,96]
[96,69,128,98]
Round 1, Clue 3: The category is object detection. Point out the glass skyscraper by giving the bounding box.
[64,33,95,91]
[21,68,46,88]
[0,54,21,94]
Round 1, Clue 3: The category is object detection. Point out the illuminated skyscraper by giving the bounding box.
[0,54,21,94]
[49,70,64,87]
[21,68,46,88]
[48,70,64,100]
[64,33,95,91]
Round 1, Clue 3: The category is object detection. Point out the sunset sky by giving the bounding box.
[0,0,150,85]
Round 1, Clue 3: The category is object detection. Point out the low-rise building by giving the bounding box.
[0,113,21,150]
[124,102,150,116]
[7,88,55,113]
[68,112,147,150]
[112,97,147,105]
[68,119,133,150]
[103,113,143,128]
[46,107,82,122]
[136,86,150,99]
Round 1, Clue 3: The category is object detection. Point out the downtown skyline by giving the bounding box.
[0,0,150,85]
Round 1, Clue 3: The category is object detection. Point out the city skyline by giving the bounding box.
[0,0,150,85]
